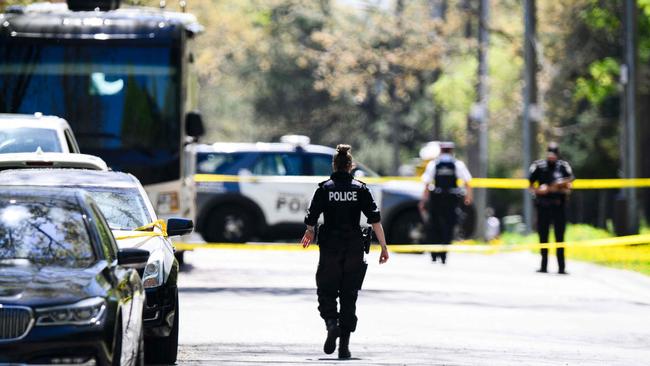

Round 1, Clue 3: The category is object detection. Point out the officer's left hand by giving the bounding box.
[301,230,314,248]
[379,247,389,264]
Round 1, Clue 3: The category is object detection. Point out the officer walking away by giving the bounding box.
[529,142,574,274]
[301,144,389,359]
[418,142,473,264]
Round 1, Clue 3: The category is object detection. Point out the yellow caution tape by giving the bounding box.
[192,174,650,189]
[114,219,168,241]
[174,233,650,254]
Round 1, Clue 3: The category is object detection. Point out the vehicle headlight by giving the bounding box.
[36,297,106,326]
[143,259,164,289]
[156,191,179,214]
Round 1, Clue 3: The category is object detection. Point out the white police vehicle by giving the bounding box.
[183,135,426,244]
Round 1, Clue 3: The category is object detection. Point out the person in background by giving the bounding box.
[528,142,575,274]
[302,144,389,359]
[419,142,473,264]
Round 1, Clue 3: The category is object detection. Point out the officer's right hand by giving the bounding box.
[301,230,314,248]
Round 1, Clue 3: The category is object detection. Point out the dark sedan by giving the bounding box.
[0,187,148,366]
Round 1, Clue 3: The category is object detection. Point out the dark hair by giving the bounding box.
[333,144,353,172]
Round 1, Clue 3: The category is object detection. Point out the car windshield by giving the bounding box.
[85,187,152,231]
[0,198,94,267]
[0,127,62,153]
[0,42,180,185]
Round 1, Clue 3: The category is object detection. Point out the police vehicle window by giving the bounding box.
[196,153,248,174]
[0,128,63,153]
[89,204,118,262]
[85,187,152,230]
[0,197,94,267]
[252,153,302,176]
[281,154,302,175]
[310,154,333,176]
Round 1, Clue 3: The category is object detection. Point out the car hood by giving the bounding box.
[0,261,109,307]
[113,230,170,254]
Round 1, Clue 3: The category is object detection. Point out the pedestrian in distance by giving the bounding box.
[418,141,473,264]
[529,142,575,274]
[301,144,389,359]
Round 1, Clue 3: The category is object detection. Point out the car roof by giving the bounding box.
[193,142,337,155]
[0,152,108,170]
[0,169,139,188]
[0,113,71,130]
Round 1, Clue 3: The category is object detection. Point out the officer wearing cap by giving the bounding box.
[528,142,575,274]
[301,144,389,359]
[419,142,473,264]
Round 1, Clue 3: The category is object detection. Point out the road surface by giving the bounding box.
[176,247,650,365]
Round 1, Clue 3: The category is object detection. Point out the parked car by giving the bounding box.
[182,135,426,243]
[0,186,148,366]
[0,113,80,154]
[0,151,108,171]
[0,169,193,364]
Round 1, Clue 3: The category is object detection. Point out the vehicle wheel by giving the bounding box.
[388,208,425,244]
[111,317,123,366]
[145,291,179,364]
[203,205,253,243]
[135,325,144,366]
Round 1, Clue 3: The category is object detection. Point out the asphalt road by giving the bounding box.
[176,247,650,365]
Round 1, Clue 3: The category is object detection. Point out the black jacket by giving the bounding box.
[304,172,381,232]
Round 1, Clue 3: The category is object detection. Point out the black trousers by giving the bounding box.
[536,202,567,272]
[316,236,366,333]
[427,193,459,262]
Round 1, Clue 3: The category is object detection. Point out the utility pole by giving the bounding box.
[391,0,405,175]
[622,0,639,234]
[467,0,489,239]
[522,0,538,232]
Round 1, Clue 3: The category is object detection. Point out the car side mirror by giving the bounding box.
[117,248,150,266]
[167,218,194,237]
[185,111,205,139]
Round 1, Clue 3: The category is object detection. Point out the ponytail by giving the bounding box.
[333,144,353,172]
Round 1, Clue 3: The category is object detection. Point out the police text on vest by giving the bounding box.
[329,191,357,202]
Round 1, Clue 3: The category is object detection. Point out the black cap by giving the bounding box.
[547,142,559,155]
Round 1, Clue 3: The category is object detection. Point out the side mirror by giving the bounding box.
[117,248,150,266]
[167,218,194,237]
[185,111,205,139]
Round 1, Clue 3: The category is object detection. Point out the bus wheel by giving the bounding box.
[203,205,253,243]
[389,208,425,245]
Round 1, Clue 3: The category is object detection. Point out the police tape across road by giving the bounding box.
[174,233,650,254]
[193,174,650,189]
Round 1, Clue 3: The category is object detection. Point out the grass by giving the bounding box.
[499,224,650,276]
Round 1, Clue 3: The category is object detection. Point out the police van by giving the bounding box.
[181,135,426,244]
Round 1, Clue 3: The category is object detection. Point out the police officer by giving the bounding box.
[301,144,389,359]
[529,142,574,274]
[418,142,473,264]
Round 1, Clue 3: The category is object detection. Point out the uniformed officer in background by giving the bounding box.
[301,144,389,359]
[419,142,473,264]
[529,142,574,274]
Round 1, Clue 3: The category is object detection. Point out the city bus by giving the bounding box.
[0,0,204,219]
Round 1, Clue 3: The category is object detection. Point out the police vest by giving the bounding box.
[434,160,457,190]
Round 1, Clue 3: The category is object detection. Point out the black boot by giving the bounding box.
[338,331,351,359]
[323,319,339,355]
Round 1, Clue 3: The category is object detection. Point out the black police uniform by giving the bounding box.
[304,171,381,334]
[427,159,461,263]
[528,159,574,273]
